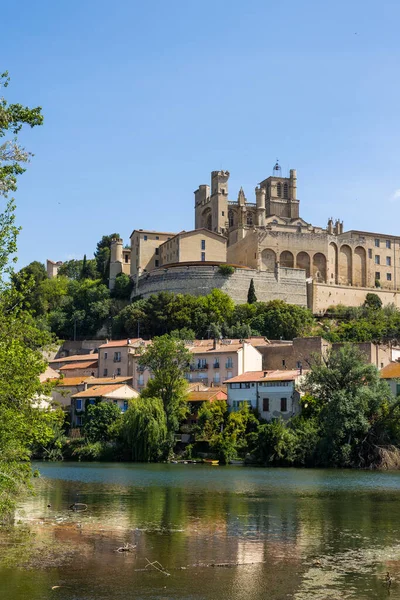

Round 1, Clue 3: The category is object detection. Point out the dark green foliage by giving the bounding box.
[218,265,235,276]
[123,397,167,461]
[364,293,382,311]
[250,300,314,339]
[139,335,190,452]
[247,278,257,304]
[83,402,123,443]
[58,258,98,280]
[111,273,134,300]
[95,233,119,284]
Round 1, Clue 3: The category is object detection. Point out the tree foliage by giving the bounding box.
[123,397,167,461]
[83,402,123,443]
[247,278,257,304]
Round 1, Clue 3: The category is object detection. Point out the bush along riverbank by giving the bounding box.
[34,339,400,470]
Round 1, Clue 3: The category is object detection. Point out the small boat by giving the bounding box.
[204,459,219,466]
[229,459,244,465]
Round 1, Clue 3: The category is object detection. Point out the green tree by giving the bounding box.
[58,258,98,280]
[304,345,394,467]
[11,261,48,314]
[123,397,167,461]
[251,300,314,339]
[247,278,257,304]
[364,292,383,311]
[139,335,191,452]
[83,402,123,442]
[95,233,119,284]
[111,272,134,300]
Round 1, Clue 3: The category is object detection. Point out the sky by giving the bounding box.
[2,0,400,269]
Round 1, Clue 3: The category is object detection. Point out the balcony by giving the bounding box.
[113,357,122,363]
[185,376,209,385]
[225,362,233,369]
[213,362,220,369]
[136,365,145,372]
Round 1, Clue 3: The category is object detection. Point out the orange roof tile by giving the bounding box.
[50,353,98,364]
[223,371,265,384]
[85,376,132,385]
[188,390,227,402]
[98,339,141,349]
[56,377,91,387]
[60,361,98,371]
[380,362,400,379]
[72,384,126,398]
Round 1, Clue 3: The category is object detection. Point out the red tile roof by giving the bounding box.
[56,377,91,387]
[98,339,141,349]
[72,384,125,398]
[380,362,400,379]
[224,370,305,384]
[60,361,98,371]
[188,390,227,402]
[50,353,98,364]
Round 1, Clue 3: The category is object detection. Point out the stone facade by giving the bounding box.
[134,263,307,306]
[109,162,400,312]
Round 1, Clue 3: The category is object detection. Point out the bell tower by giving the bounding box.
[209,170,229,234]
[259,161,299,219]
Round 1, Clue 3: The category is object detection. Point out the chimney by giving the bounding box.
[84,383,88,390]
[127,338,131,345]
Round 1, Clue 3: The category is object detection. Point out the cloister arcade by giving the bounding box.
[261,243,368,286]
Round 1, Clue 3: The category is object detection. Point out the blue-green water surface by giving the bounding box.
[2,463,400,599]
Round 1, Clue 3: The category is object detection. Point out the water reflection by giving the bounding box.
[1,464,400,599]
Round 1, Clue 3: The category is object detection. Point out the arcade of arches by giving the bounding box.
[261,245,367,285]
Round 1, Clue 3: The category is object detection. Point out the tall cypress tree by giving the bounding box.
[247,279,257,304]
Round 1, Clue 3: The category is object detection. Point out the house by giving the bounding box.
[49,353,98,371]
[71,384,139,426]
[97,339,146,379]
[59,360,98,378]
[186,339,262,386]
[380,362,400,396]
[225,370,304,421]
[51,377,91,408]
[186,388,227,425]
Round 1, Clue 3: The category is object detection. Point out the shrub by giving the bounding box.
[217,265,235,276]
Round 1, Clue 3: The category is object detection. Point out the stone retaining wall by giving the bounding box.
[133,264,307,306]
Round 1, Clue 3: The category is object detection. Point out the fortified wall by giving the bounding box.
[309,281,400,314]
[133,264,307,307]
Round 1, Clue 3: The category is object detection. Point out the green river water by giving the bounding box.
[2,463,400,599]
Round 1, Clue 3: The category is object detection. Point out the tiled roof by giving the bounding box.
[380,362,400,379]
[72,384,125,398]
[86,376,132,385]
[223,371,265,383]
[223,370,304,384]
[188,390,227,402]
[60,361,98,371]
[189,344,244,355]
[98,339,141,349]
[56,377,91,387]
[50,353,98,364]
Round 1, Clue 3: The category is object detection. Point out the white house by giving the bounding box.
[224,370,304,421]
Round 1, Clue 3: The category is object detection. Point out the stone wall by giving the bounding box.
[309,281,400,314]
[134,264,307,306]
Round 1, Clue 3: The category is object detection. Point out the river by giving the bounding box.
[1,463,400,599]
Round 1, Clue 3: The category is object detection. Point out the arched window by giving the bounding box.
[228,210,234,227]
[283,182,288,199]
[277,182,282,197]
[247,212,253,226]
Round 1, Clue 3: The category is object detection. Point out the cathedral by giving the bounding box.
[109,163,400,312]
[194,162,399,291]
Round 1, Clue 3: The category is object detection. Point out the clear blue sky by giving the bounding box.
[3,0,400,269]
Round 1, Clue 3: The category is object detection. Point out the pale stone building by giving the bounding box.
[109,162,400,311]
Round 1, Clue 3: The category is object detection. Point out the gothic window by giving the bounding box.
[283,183,288,198]
[246,212,253,225]
[277,182,282,197]
[228,210,234,227]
